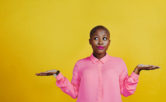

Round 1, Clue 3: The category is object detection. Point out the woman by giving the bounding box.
[36,25,160,102]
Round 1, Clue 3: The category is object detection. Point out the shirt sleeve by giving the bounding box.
[119,59,139,97]
[54,62,80,99]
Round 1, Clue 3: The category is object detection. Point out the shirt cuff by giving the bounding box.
[130,72,139,81]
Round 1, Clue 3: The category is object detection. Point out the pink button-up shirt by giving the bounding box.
[55,53,139,102]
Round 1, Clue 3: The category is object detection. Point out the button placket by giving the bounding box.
[97,62,103,102]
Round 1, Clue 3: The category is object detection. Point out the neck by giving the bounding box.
[93,52,106,59]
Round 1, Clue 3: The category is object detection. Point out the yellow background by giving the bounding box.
[0,0,165,102]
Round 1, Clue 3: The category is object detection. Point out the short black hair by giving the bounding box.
[90,25,110,38]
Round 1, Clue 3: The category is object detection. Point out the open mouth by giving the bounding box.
[97,46,104,50]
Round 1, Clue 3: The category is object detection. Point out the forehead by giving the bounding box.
[93,29,109,36]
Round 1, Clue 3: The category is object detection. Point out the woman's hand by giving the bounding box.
[133,64,160,75]
[136,64,160,70]
[36,69,58,76]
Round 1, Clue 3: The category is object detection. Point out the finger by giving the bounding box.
[152,65,160,68]
[36,73,44,76]
[152,66,160,69]
[138,64,151,68]
[145,65,153,67]
[155,66,160,68]
[147,66,160,70]
[46,69,57,73]
[36,72,49,76]
[142,65,155,70]
[144,65,157,68]
[137,64,146,67]
[43,72,55,76]
[36,73,43,76]
[36,73,40,76]
[36,73,45,75]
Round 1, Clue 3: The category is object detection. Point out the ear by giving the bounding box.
[108,39,111,46]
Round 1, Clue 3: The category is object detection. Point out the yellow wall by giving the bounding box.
[0,0,165,102]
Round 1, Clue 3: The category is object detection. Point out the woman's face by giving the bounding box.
[89,29,110,54]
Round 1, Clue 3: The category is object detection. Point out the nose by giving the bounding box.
[98,38,103,45]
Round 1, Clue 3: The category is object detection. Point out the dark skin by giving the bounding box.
[36,29,160,76]
[89,29,111,59]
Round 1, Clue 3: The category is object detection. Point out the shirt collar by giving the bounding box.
[90,52,110,64]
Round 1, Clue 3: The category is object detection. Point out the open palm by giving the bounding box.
[136,64,160,70]
[36,69,58,76]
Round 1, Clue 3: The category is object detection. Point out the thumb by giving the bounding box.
[46,69,57,72]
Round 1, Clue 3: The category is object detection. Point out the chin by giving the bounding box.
[95,50,106,54]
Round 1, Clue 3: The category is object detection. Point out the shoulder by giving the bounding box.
[109,55,124,63]
[72,56,90,72]
[75,56,90,65]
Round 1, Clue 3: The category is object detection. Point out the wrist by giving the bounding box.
[134,67,141,75]
[53,70,60,77]
[55,70,60,75]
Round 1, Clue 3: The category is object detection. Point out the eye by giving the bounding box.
[94,37,98,40]
[103,37,107,40]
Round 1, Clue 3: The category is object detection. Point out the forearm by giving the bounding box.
[55,72,79,99]
[120,71,139,97]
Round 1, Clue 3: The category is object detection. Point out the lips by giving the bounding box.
[97,46,104,50]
